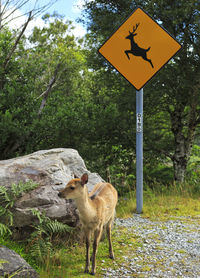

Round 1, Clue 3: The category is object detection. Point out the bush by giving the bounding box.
[0,181,39,235]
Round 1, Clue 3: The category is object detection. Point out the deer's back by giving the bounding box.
[89,183,118,217]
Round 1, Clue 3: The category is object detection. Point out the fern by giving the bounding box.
[0,223,11,237]
[44,219,72,235]
[0,181,39,237]
[31,209,72,236]
[29,235,53,264]
[0,182,72,265]
[11,181,38,198]
[0,206,7,216]
[28,209,72,264]
[31,208,43,224]
[0,186,8,196]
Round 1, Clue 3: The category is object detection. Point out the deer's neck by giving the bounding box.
[74,191,95,221]
[130,38,136,48]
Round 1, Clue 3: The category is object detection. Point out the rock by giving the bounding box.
[0,148,104,227]
[0,246,38,278]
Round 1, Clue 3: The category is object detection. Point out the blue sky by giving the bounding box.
[56,0,87,36]
[7,0,87,37]
[44,0,87,36]
[47,0,83,21]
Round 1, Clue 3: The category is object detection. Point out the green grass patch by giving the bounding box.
[117,183,200,221]
[38,227,139,277]
[0,236,39,271]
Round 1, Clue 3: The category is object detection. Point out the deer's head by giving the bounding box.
[58,173,88,200]
[125,23,140,40]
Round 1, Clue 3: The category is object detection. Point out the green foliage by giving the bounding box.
[0,1,199,192]
[185,145,200,194]
[144,164,174,187]
[0,223,11,237]
[81,0,200,182]
[0,181,39,235]
[0,15,89,160]
[0,235,28,263]
[28,209,72,265]
[0,181,72,271]
[104,145,135,196]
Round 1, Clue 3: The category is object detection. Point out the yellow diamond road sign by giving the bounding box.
[98,7,182,90]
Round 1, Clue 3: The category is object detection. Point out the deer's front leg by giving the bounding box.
[84,230,91,273]
[91,226,103,275]
[125,50,131,60]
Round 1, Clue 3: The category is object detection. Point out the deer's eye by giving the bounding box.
[70,186,75,190]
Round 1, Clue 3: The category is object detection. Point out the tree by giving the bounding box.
[0,1,58,90]
[81,0,200,182]
[0,14,91,159]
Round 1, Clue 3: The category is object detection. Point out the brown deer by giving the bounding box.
[125,23,154,68]
[58,173,118,275]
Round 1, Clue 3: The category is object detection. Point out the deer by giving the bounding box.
[58,173,118,276]
[125,23,154,68]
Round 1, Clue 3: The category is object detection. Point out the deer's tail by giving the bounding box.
[146,47,151,52]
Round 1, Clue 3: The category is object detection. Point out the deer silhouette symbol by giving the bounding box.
[125,23,154,68]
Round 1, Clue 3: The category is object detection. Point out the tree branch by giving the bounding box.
[38,63,61,116]
[3,11,32,71]
[0,0,58,30]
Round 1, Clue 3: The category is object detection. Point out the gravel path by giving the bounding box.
[103,214,200,277]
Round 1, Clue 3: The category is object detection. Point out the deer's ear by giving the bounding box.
[81,173,88,186]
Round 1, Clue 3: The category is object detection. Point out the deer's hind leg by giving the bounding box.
[147,58,154,68]
[142,54,154,68]
[106,218,115,259]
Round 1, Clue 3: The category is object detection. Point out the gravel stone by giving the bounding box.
[103,214,200,277]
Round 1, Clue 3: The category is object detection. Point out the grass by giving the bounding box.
[1,182,200,277]
[37,183,200,276]
[38,228,140,277]
[117,183,200,221]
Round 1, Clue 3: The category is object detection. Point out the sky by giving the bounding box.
[42,0,87,36]
[48,0,87,36]
[6,0,88,37]
[48,0,84,21]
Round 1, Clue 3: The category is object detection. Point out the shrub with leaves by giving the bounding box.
[28,209,72,264]
[0,181,72,267]
[0,180,39,236]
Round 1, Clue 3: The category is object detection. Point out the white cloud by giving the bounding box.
[4,3,86,38]
[72,21,86,37]
[72,0,94,14]
[3,6,46,36]
[26,17,46,35]
[72,0,85,14]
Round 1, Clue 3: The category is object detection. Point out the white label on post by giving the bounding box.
[136,113,143,132]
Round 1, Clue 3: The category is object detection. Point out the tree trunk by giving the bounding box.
[170,102,197,182]
[172,144,187,183]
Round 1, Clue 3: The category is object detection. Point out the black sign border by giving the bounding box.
[98,6,182,91]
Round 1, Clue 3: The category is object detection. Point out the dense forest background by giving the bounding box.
[0,0,199,190]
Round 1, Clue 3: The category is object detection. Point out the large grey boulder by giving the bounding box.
[0,148,103,227]
[0,246,38,277]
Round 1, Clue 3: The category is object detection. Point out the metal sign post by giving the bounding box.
[136,88,143,213]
